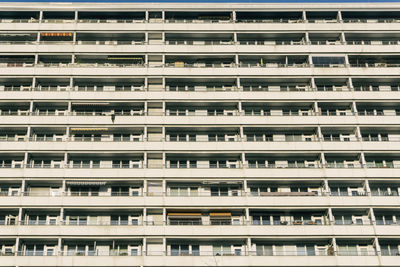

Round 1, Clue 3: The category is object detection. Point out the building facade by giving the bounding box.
[0,2,400,267]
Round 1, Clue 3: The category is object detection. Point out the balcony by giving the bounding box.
[165,55,235,68]
[342,11,400,23]
[77,11,145,23]
[329,181,367,197]
[67,153,144,169]
[76,32,145,45]
[166,154,242,169]
[336,239,377,256]
[0,32,36,45]
[237,32,305,46]
[244,127,318,142]
[242,102,314,116]
[74,54,145,68]
[365,154,400,169]
[165,32,233,45]
[165,77,237,92]
[315,78,350,92]
[370,182,400,196]
[250,209,328,226]
[245,153,322,169]
[166,102,239,116]
[317,102,354,116]
[165,11,232,23]
[306,11,338,23]
[333,209,372,225]
[0,11,39,23]
[71,102,144,116]
[239,55,309,68]
[240,77,311,92]
[345,32,400,46]
[325,153,362,169]
[357,102,400,116]
[254,241,332,256]
[236,11,303,23]
[349,55,400,68]
[309,32,343,45]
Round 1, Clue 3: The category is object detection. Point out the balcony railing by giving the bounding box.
[1,39,400,46]
[334,220,373,225]
[1,189,398,198]
[0,134,384,143]
[0,190,381,198]
[1,162,399,169]
[1,17,400,24]
[4,217,400,227]
[336,250,377,256]
[1,62,398,69]
[3,249,382,256]
[3,86,400,93]
[342,18,400,23]
[2,110,394,117]
[251,220,325,226]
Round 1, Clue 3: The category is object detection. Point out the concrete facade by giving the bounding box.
[0,2,400,266]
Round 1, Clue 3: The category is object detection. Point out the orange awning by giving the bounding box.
[168,213,201,216]
[41,32,73,37]
[209,212,231,217]
[168,212,201,218]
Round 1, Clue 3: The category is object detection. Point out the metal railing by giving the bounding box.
[0,39,399,46]
[3,110,399,117]
[0,136,400,143]
[2,249,382,256]
[1,162,399,170]
[2,85,400,93]
[0,190,380,198]
[1,17,400,24]
[0,62,400,69]
[8,250,379,257]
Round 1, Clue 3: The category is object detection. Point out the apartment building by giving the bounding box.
[0,1,400,267]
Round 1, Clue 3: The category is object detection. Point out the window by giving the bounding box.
[211,186,228,196]
[338,245,357,256]
[112,186,129,196]
[312,56,345,66]
[252,214,270,225]
[171,244,194,256]
[335,214,352,225]
[213,245,231,256]
[130,248,138,256]
[256,245,272,256]
[68,216,87,225]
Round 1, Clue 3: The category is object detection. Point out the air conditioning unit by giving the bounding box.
[193,41,205,45]
[226,135,237,142]
[12,160,23,168]
[275,160,288,168]
[341,135,351,142]
[132,86,143,91]
[103,86,115,91]
[54,135,64,142]
[227,160,238,168]
[15,135,25,141]
[130,161,141,168]
[52,161,63,168]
